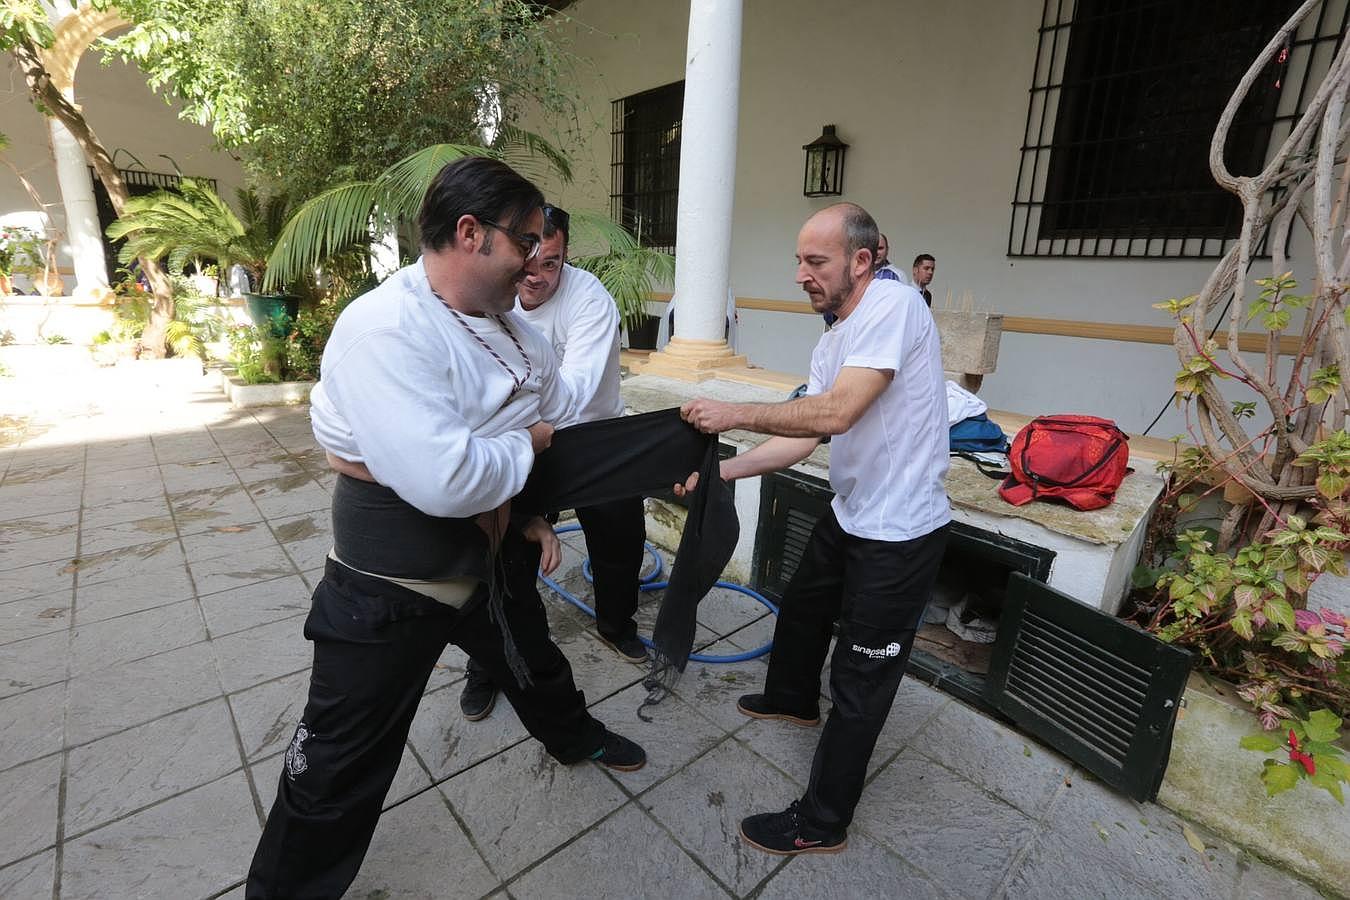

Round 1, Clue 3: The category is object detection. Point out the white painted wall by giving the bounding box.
[0,49,245,284]
[534,0,1324,436]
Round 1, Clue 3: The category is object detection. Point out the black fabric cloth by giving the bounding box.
[516,407,738,679]
[246,547,604,899]
[762,507,948,833]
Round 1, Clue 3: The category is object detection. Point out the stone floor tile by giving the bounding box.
[425,643,470,694]
[0,591,71,645]
[760,830,953,900]
[69,598,206,678]
[0,557,73,604]
[557,631,648,705]
[0,482,83,520]
[83,450,156,475]
[386,743,434,807]
[669,643,770,733]
[67,643,223,746]
[696,584,774,637]
[0,531,80,571]
[73,564,195,625]
[734,717,825,788]
[268,510,329,546]
[159,458,241,494]
[246,475,332,519]
[633,596,722,651]
[1001,831,1156,900]
[76,515,179,555]
[1038,773,1241,900]
[301,566,326,590]
[510,802,729,899]
[150,438,223,465]
[641,738,796,896]
[0,848,55,898]
[442,739,627,879]
[276,531,332,574]
[1,459,82,486]
[408,685,529,781]
[229,670,311,762]
[0,754,60,866]
[589,683,729,794]
[78,496,171,530]
[190,545,297,597]
[201,574,311,638]
[854,750,1037,899]
[349,788,500,899]
[59,772,260,900]
[0,630,68,699]
[875,676,953,747]
[1234,854,1327,900]
[0,508,78,544]
[81,475,164,508]
[179,520,282,563]
[912,699,1073,818]
[67,537,185,585]
[232,453,308,485]
[82,462,161,490]
[65,699,241,836]
[211,615,311,693]
[168,484,261,530]
[0,681,64,770]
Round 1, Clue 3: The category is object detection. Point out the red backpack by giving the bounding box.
[998,415,1130,511]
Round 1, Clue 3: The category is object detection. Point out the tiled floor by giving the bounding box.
[0,347,1327,898]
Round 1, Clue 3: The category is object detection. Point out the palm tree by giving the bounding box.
[106,179,291,293]
[264,131,673,330]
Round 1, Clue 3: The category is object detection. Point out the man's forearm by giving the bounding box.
[734,395,847,438]
[721,436,821,482]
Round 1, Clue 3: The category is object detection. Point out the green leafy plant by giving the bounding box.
[106,180,290,293]
[44,334,68,345]
[266,141,673,331]
[101,269,227,361]
[1241,709,1349,802]
[0,224,42,278]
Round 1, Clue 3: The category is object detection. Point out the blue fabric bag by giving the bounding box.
[949,413,1009,454]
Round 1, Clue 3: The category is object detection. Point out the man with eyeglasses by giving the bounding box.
[458,203,649,721]
[246,158,645,899]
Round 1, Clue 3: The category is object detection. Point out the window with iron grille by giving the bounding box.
[89,167,219,281]
[610,81,684,253]
[1009,0,1349,259]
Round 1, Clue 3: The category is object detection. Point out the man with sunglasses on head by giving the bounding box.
[246,158,645,900]
[458,203,650,721]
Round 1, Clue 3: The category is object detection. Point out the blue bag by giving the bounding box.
[949,413,1009,454]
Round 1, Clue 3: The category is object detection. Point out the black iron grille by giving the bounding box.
[89,167,218,281]
[1004,609,1149,767]
[1009,0,1348,259]
[610,81,683,253]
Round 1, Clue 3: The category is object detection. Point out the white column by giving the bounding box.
[49,117,109,297]
[670,0,742,344]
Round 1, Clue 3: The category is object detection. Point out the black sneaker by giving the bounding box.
[740,801,846,856]
[459,670,497,722]
[589,730,647,772]
[736,693,820,727]
[599,633,649,664]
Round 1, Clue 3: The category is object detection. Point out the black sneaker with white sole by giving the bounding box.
[459,669,497,722]
[736,693,820,727]
[588,730,647,771]
[739,801,846,856]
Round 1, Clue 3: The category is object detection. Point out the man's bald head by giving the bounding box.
[805,203,880,269]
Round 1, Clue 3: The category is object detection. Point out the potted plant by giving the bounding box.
[106,179,296,334]
[0,224,42,296]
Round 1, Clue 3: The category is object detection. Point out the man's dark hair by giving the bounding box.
[833,202,879,265]
[417,157,544,252]
[913,252,935,267]
[541,204,570,247]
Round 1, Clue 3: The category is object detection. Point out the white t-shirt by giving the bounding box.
[514,264,623,426]
[309,259,571,519]
[807,278,951,541]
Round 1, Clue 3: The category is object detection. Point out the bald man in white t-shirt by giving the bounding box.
[677,202,950,857]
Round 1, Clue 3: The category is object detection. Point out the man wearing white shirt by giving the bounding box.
[247,159,644,899]
[458,203,649,721]
[678,203,950,856]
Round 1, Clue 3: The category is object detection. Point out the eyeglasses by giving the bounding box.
[542,204,570,233]
[479,218,541,261]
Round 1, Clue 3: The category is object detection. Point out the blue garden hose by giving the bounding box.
[538,523,778,663]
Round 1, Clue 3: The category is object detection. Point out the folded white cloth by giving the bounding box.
[946,380,987,425]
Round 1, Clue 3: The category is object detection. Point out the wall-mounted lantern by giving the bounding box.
[802,124,848,197]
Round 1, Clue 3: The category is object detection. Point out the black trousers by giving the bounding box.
[246,537,604,900]
[762,508,948,833]
[575,496,646,642]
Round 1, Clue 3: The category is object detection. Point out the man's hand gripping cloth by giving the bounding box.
[515,408,738,710]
